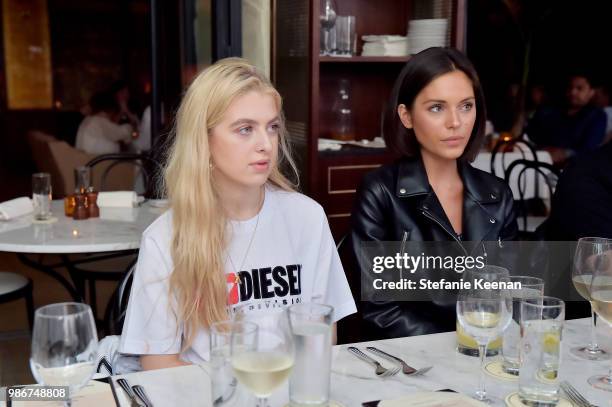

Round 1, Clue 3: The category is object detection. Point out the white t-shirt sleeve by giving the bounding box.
[311,207,357,323]
[119,233,182,355]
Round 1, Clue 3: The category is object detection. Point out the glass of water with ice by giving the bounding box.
[288,303,334,407]
[32,172,52,220]
[519,296,565,406]
[502,276,544,375]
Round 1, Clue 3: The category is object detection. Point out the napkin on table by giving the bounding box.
[97,191,138,208]
[0,197,34,220]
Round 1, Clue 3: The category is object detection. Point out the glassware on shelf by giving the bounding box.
[336,16,356,56]
[319,0,337,56]
[330,79,355,141]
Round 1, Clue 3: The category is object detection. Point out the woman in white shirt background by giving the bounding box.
[119,58,357,370]
[75,91,135,154]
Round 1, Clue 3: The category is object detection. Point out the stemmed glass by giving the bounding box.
[571,237,611,360]
[586,237,612,391]
[30,303,98,407]
[319,0,337,55]
[231,306,295,407]
[457,266,512,404]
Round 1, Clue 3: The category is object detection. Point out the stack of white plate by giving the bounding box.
[407,19,448,54]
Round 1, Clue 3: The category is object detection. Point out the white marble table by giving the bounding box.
[0,200,163,254]
[0,200,164,301]
[113,318,612,407]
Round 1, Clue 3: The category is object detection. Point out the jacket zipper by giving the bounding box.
[421,210,468,256]
[399,231,408,280]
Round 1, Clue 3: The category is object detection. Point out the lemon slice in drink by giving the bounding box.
[542,331,560,354]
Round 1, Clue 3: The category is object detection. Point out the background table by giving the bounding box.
[112,318,612,406]
[0,200,163,301]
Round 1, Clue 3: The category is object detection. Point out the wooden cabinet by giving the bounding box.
[273,0,466,240]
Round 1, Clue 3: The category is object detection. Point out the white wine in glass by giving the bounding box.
[30,302,98,407]
[571,237,612,360]
[457,266,512,405]
[587,238,612,392]
[231,306,295,406]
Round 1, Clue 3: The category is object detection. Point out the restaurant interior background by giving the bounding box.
[1,0,612,386]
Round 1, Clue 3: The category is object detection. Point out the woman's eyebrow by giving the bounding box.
[421,96,475,105]
[229,118,257,127]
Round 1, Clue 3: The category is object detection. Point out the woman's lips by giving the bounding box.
[250,160,270,171]
[441,136,465,147]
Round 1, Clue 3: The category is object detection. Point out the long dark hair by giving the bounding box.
[383,47,486,162]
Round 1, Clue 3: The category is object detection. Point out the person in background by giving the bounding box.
[545,142,612,240]
[120,58,356,369]
[527,73,607,165]
[350,47,517,339]
[75,92,135,154]
[110,80,141,130]
[592,85,612,145]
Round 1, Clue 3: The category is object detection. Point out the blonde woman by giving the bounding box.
[119,58,356,370]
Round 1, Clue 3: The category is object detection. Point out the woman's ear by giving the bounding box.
[397,104,412,129]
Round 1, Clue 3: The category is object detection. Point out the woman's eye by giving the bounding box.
[429,104,443,113]
[460,102,474,111]
[238,126,252,135]
[268,123,280,134]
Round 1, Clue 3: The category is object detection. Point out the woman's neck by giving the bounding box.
[216,182,265,221]
[420,150,461,189]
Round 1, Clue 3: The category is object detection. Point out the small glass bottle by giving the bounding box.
[87,187,99,218]
[331,79,355,141]
[73,194,89,220]
[64,193,76,217]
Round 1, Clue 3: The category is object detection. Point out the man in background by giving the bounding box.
[527,73,606,165]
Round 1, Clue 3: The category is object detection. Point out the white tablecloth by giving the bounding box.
[108,318,611,407]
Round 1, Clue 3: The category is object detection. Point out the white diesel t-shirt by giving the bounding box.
[119,187,357,364]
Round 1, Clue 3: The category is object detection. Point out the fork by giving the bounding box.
[133,385,154,407]
[347,346,400,377]
[366,346,433,376]
[560,381,598,407]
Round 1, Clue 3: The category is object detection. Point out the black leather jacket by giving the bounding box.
[350,156,518,339]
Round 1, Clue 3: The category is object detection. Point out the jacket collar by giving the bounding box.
[394,156,502,243]
[395,156,502,204]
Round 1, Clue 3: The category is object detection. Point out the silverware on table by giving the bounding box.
[133,384,154,407]
[560,381,598,407]
[116,378,145,407]
[365,346,433,376]
[347,346,400,377]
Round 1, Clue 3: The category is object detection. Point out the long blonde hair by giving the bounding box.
[163,58,298,347]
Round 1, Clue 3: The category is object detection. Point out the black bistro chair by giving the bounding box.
[504,159,561,239]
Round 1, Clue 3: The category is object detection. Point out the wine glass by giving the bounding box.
[231,305,295,407]
[30,302,98,407]
[586,238,612,391]
[319,0,337,55]
[457,266,512,404]
[571,237,611,360]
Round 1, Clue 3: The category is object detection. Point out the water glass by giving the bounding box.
[502,276,545,375]
[211,321,256,405]
[288,303,333,407]
[32,172,52,220]
[519,296,565,406]
[30,302,98,407]
[336,16,356,55]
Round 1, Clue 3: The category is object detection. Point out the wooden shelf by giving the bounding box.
[319,55,411,63]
